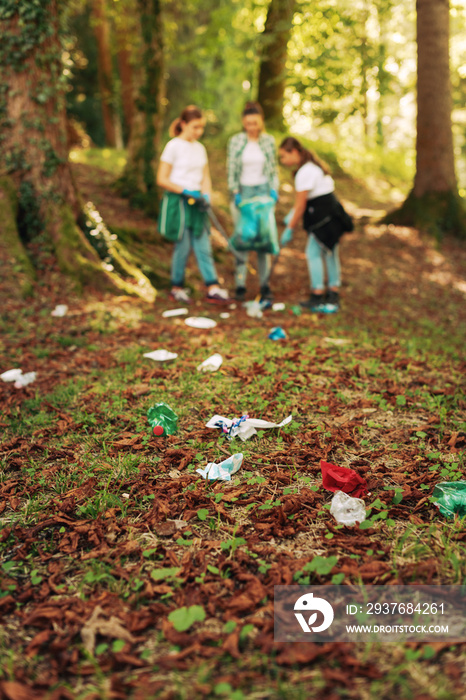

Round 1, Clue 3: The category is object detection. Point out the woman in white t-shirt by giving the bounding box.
[227,102,279,302]
[279,136,344,313]
[157,105,230,305]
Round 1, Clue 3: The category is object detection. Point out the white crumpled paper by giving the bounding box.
[143,349,178,361]
[197,353,223,373]
[206,413,293,441]
[196,453,243,481]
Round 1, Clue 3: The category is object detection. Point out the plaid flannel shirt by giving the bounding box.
[227,132,279,193]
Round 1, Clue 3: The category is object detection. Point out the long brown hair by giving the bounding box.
[279,136,331,175]
[169,105,203,137]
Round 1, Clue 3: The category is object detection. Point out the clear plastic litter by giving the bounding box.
[162,308,189,318]
[143,349,178,362]
[197,353,223,372]
[272,302,285,312]
[245,300,263,319]
[147,402,178,436]
[268,327,287,340]
[219,312,230,319]
[196,453,243,481]
[433,481,466,518]
[206,413,292,441]
[51,304,68,317]
[185,317,217,329]
[330,490,366,526]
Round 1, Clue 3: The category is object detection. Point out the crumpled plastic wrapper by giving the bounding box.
[206,414,292,441]
[320,459,368,498]
[196,453,243,481]
[1,369,37,388]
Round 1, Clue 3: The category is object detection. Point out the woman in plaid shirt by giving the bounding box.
[227,102,279,302]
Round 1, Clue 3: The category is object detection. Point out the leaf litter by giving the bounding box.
[0,161,465,698]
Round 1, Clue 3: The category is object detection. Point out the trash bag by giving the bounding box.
[231,196,279,254]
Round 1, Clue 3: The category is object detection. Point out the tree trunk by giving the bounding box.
[0,0,155,298]
[116,27,135,144]
[117,0,164,217]
[257,0,296,129]
[386,0,466,238]
[92,0,118,148]
[415,0,456,194]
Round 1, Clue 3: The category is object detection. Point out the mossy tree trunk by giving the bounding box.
[0,0,155,298]
[117,0,164,217]
[386,0,466,239]
[257,0,296,130]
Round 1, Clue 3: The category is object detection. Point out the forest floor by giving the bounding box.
[0,147,465,700]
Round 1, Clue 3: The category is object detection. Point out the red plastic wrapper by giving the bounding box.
[320,459,368,498]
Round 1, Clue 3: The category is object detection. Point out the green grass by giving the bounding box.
[69,147,127,174]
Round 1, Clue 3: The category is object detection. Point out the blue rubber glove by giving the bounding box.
[284,208,294,225]
[182,189,201,199]
[201,193,210,204]
[280,227,293,246]
[234,193,242,207]
[270,188,279,202]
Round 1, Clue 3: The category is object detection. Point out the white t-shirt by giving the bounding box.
[295,162,334,199]
[160,137,207,190]
[239,141,268,186]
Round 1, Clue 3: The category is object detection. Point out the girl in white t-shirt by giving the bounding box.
[227,102,279,302]
[279,136,343,313]
[157,106,230,305]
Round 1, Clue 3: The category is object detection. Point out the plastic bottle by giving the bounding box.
[147,402,178,436]
[330,490,366,526]
[432,482,466,518]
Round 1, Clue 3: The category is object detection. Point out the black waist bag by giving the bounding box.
[303,192,354,251]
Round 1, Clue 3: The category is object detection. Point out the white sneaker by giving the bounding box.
[206,285,231,305]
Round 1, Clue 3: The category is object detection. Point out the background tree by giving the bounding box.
[257,0,296,128]
[117,0,164,216]
[92,0,119,147]
[387,0,466,237]
[0,0,154,297]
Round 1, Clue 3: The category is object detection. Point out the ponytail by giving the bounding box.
[169,105,203,137]
[279,136,331,175]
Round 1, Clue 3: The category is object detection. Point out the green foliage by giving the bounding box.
[0,0,53,70]
[168,604,206,631]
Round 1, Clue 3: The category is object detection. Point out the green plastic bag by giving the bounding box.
[231,196,279,254]
[432,481,466,518]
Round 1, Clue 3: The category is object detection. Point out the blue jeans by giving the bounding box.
[305,233,341,291]
[231,183,272,289]
[171,227,218,287]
